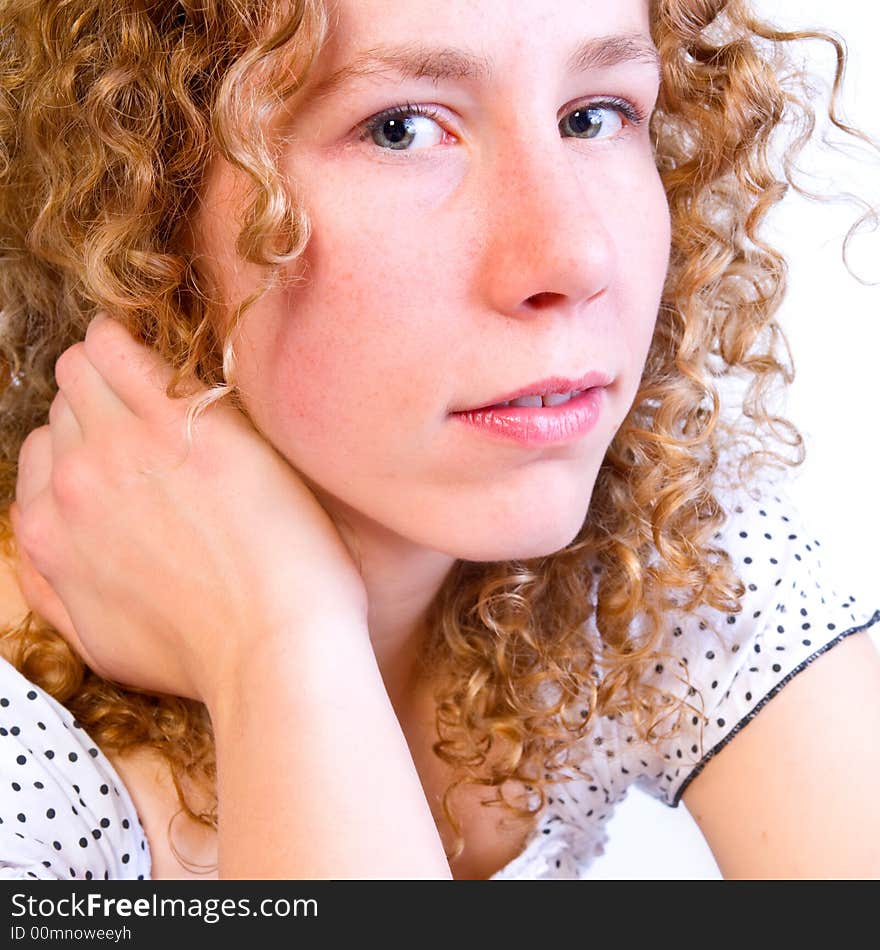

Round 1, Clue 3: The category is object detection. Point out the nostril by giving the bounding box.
[525,291,566,309]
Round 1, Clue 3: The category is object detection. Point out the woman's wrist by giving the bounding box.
[200,605,374,717]
[204,609,451,878]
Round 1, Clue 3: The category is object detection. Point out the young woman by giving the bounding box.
[0,0,878,880]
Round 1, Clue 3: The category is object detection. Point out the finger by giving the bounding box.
[48,389,84,459]
[54,340,129,437]
[8,501,101,671]
[83,312,203,422]
[15,426,52,511]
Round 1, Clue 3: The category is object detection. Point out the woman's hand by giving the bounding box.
[10,312,370,704]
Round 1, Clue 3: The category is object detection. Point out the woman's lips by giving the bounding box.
[459,370,614,413]
[450,385,608,447]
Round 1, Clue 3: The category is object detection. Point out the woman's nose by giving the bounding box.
[477,135,615,317]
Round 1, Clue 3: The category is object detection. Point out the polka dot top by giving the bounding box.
[0,674,150,880]
[490,478,879,879]
[1,477,877,880]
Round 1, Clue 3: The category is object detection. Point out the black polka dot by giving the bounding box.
[100,818,110,828]
[15,755,26,765]
[44,750,54,760]
[99,784,109,795]
[68,752,78,762]
[78,837,88,848]
[0,698,9,707]
[26,690,37,700]
[46,808,55,819]
[17,813,26,823]
[11,782,20,792]
[772,664,781,673]
[52,841,62,851]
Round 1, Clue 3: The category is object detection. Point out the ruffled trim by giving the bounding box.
[490,818,609,880]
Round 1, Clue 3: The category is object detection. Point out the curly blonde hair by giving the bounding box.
[0,0,876,872]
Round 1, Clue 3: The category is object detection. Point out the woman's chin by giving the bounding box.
[440,518,590,564]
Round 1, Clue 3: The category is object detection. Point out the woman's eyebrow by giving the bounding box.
[306,32,661,103]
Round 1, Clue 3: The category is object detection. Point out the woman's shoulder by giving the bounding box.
[0,653,151,879]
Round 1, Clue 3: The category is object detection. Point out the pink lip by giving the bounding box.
[459,371,614,412]
[451,385,608,447]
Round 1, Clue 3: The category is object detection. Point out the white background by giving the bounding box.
[583,0,880,879]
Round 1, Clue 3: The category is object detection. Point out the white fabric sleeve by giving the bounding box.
[0,658,151,879]
[630,482,879,808]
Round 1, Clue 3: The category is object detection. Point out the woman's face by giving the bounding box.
[196,0,670,563]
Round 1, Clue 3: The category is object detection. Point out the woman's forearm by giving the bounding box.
[207,613,452,879]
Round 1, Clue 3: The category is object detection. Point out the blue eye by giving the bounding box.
[561,101,644,139]
[358,102,445,151]
[357,98,647,153]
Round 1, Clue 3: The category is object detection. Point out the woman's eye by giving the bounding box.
[357,98,647,154]
[561,104,627,140]
[358,103,446,152]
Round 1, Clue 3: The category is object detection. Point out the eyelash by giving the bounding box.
[356,97,649,150]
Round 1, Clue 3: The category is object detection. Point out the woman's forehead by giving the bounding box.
[303,0,656,100]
